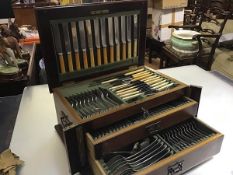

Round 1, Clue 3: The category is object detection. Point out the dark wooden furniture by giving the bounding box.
[36,1,223,175]
[13,1,56,27]
[160,7,231,70]
[146,37,165,66]
[0,43,36,96]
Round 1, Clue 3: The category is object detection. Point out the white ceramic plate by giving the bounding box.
[172,30,200,40]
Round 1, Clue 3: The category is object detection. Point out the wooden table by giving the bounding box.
[10,65,233,175]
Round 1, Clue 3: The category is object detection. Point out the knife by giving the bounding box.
[133,14,138,57]
[85,20,95,68]
[62,22,74,72]
[51,23,66,74]
[121,16,126,60]
[114,16,120,62]
[127,15,132,58]
[71,22,81,71]
[94,19,102,66]
[108,17,114,63]
[78,21,89,69]
[100,18,108,64]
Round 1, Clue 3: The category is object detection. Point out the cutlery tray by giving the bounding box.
[89,118,223,175]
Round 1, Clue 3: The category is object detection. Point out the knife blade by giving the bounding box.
[62,22,74,72]
[133,14,138,57]
[85,20,95,68]
[78,21,89,69]
[108,17,114,63]
[51,23,66,74]
[94,19,102,66]
[100,18,108,64]
[114,16,120,62]
[121,16,126,60]
[71,22,81,71]
[127,15,132,58]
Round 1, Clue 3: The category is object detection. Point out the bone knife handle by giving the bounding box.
[103,47,108,64]
[122,93,142,100]
[67,52,74,72]
[110,46,114,63]
[117,89,138,95]
[128,42,132,58]
[122,43,126,60]
[58,53,66,74]
[120,91,139,97]
[125,68,144,76]
[75,51,81,71]
[90,48,95,68]
[134,39,137,57]
[116,44,120,61]
[83,50,88,69]
[97,48,101,66]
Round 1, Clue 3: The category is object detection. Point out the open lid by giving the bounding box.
[35,1,147,92]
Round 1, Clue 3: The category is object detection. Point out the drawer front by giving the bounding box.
[88,118,223,175]
[87,97,198,159]
[137,133,223,175]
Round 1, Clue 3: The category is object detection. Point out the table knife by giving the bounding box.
[114,16,120,62]
[62,22,74,72]
[71,22,81,71]
[133,14,138,57]
[108,17,114,63]
[100,18,108,64]
[78,21,89,69]
[127,15,132,58]
[85,20,95,68]
[94,19,102,66]
[51,23,65,74]
[121,16,126,60]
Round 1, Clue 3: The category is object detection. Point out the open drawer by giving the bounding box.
[88,118,223,175]
[86,97,199,159]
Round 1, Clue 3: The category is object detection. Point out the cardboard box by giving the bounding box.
[151,8,184,41]
[148,0,153,8]
[153,0,188,9]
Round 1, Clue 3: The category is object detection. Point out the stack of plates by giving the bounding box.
[171,30,200,54]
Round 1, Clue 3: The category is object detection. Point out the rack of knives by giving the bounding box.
[64,67,179,119]
[98,118,216,175]
[51,12,139,74]
[101,67,177,102]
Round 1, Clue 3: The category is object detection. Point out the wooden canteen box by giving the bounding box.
[35,1,223,175]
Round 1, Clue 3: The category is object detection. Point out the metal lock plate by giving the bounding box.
[60,111,73,129]
[167,160,184,175]
[145,121,161,135]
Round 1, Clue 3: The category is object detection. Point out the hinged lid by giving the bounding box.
[35,1,147,92]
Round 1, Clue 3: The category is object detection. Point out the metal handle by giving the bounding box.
[167,161,184,175]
